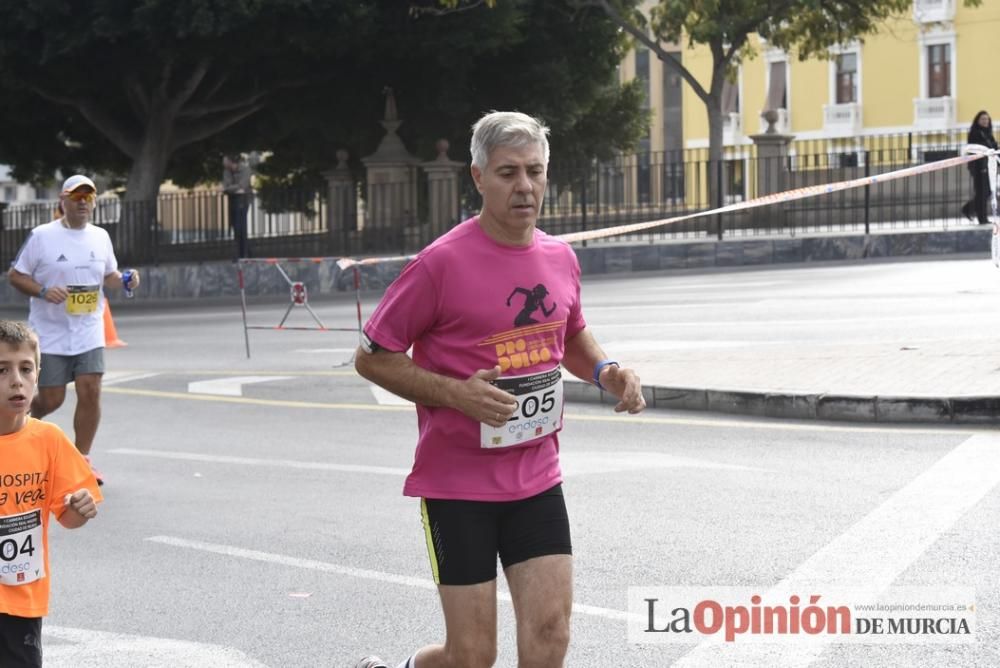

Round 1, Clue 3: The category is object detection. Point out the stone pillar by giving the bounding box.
[749,111,795,196]
[421,139,465,233]
[749,112,795,230]
[322,149,355,254]
[361,88,421,252]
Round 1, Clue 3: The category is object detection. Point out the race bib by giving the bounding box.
[481,367,563,448]
[66,284,100,315]
[0,509,45,587]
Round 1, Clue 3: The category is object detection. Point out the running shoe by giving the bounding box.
[84,456,104,486]
[353,657,389,668]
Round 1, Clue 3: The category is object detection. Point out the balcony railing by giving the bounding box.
[913,0,954,23]
[913,96,955,129]
[823,103,862,137]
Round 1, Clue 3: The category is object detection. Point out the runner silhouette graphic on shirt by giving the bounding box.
[507,283,556,327]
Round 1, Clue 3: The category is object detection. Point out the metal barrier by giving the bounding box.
[236,257,363,362]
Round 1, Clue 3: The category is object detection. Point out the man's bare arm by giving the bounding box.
[355,347,517,427]
[7,268,67,303]
[7,268,42,298]
[562,327,646,414]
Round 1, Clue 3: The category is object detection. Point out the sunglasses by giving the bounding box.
[65,190,96,203]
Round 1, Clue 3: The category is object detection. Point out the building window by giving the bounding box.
[725,159,745,203]
[722,79,740,115]
[2,186,16,201]
[635,48,650,109]
[835,54,857,104]
[766,61,787,111]
[927,44,950,97]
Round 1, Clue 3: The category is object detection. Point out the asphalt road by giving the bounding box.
[2,259,997,667]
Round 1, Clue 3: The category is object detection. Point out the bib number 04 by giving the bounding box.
[0,509,45,587]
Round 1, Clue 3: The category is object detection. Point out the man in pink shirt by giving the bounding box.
[355,111,645,668]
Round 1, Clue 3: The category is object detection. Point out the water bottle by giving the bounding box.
[122,269,135,298]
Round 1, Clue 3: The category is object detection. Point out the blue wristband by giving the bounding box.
[593,360,620,391]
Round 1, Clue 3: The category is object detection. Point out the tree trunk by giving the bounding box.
[119,113,174,263]
[706,92,726,212]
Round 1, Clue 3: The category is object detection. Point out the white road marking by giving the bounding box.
[43,625,267,667]
[108,448,768,478]
[107,448,411,476]
[187,375,291,397]
[147,536,630,622]
[102,371,161,386]
[102,385,971,435]
[561,451,773,476]
[602,340,783,352]
[673,432,1000,667]
[625,281,784,291]
[585,302,752,311]
[592,313,1000,329]
[369,384,414,406]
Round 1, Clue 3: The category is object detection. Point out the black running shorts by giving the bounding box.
[420,483,572,586]
[0,613,42,668]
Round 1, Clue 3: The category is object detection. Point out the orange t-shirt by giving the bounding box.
[0,418,102,618]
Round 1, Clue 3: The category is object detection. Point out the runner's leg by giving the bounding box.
[31,385,66,418]
[73,373,102,455]
[409,581,498,668]
[506,555,572,668]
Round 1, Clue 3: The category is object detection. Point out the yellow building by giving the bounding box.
[619,0,1000,203]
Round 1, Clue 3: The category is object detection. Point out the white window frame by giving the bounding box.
[764,48,790,109]
[763,48,791,132]
[722,66,745,141]
[828,43,861,106]
[918,28,956,100]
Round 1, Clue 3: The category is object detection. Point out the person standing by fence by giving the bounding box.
[961,110,998,225]
[223,154,253,258]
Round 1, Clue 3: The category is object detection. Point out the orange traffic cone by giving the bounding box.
[103,301,128,348]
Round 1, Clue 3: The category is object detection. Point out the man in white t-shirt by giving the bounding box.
[7,175,140,485]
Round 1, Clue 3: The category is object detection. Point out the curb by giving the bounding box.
[563,381,1000,425]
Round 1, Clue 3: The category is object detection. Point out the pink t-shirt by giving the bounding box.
[363,218,586,501]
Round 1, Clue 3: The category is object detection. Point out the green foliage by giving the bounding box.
[0,0,646,198]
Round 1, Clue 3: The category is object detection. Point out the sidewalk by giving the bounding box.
[560,255,1000,426]
[564,337,1000,425]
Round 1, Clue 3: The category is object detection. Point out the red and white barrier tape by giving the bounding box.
[250,146,998,270]
[559,147,995,244]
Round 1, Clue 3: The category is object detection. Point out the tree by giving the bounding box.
[0,0,379,204]
[0,0,647,204]
[196,0,651,191]
[581,0,934,206]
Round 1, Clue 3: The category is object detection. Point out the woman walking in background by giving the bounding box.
[962,110,998,225]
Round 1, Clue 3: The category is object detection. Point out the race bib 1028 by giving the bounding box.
[66,284,100,315]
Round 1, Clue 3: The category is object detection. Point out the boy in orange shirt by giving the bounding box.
[0,320,101,667]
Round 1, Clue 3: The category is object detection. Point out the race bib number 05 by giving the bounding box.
[481,367,563,448]
[0,509,45,587]
[66,284,100,315]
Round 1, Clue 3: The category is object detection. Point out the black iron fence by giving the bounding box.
[0,129,991,267]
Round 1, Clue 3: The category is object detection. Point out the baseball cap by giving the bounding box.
[61,174,97,194]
